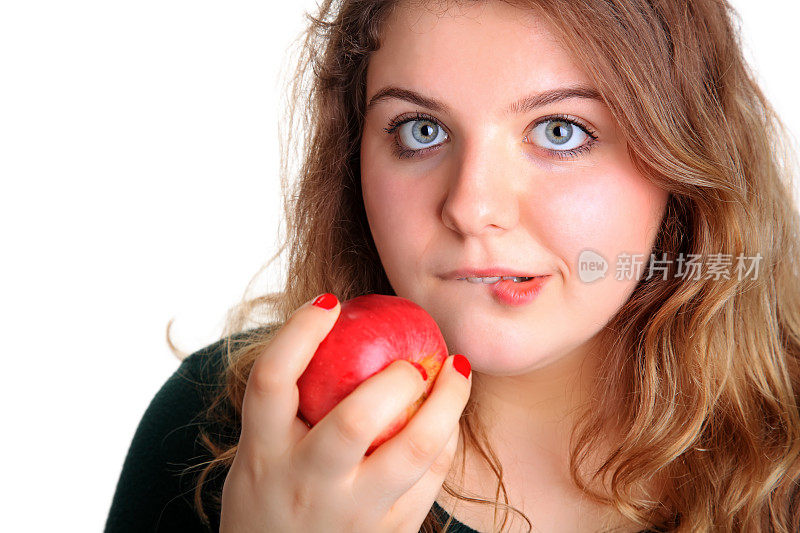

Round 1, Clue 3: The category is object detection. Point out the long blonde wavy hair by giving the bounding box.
[168,0,800,530]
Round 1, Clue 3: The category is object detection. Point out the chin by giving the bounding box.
[442,327,555,373]
[473,348,564,376]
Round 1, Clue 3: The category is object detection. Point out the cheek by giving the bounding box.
[534,167,667,312]
[362,163,415,243]
[360,138,432,282]
[537,169,666,268]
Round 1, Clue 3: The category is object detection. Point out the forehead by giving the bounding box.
[367,1,593,104]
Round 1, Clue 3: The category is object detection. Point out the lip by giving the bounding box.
[453,275,550,306]
[491,275,549,306]
[442,267,547,280]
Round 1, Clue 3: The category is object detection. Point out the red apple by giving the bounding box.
[297,294,448,455]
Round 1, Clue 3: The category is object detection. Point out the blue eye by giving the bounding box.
[525,116,597,156]
[384,112,450,159]
[397,119,448,150]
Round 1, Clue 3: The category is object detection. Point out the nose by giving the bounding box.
[441,133,521,236]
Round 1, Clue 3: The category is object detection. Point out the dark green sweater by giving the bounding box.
[105,334,478,532]
[106,334,660,532]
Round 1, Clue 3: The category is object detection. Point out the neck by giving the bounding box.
[437,341,660,533]
[470,338,601,457]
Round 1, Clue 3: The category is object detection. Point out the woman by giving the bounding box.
[107,0,800,531]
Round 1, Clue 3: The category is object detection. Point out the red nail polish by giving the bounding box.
[453,354,471,379]
[312,293,338,310]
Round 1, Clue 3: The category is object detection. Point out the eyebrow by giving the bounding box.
[365,85,604,115]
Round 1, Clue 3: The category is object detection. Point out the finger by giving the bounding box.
[290,416,311,445]
[383,425,461,530]
[239,293,341,459]
[357,354,472,508]
[292,358,428,479]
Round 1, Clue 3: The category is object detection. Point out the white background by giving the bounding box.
[1,1,798,531]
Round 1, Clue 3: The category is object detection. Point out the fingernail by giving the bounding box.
[409,361,428,381]
[312,293,338,310]
[452,354,471,379]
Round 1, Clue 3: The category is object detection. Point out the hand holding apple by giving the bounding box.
[297,294,449,455]
[221,292,472,533]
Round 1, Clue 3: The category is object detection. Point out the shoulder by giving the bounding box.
[174,326,272,400]
[105,326,270,533]
[180,327,266,383]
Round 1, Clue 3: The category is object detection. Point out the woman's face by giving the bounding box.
[360,1,668,376]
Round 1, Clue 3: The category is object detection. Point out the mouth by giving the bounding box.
[463,275,550,306]
[456,275,543,284]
